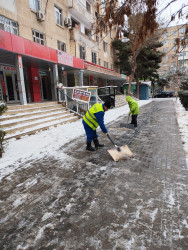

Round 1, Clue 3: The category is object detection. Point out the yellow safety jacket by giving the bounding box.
[83,103,104,130]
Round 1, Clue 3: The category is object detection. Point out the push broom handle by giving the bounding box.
[107,133,116,146]
[107,134,121,151]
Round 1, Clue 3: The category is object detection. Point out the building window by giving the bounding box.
[96,36,100,48]
[58,41,66,52]
[163,32,168,39]
[179,60,186,67]
[86,2,91,13]
[104,61,108,68]
[79,45,85,59]
[172,30,177,36]
[179,52,186,58]
[110,30,113,38]
[111,64,113,70]
[55,6,63,26]
[0,15,18,35]
[30,0,41,11]
[103,41,107,52]
[110,47,113,57]
[32,29,45,45]
[98,58,101,65]
[85,28,91,38]
[163,40,168,45]
[180,27,185,34]
[92,52,97,64]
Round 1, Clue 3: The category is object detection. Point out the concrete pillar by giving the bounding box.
[15,55,27,105]
[53,64,58,100]
[77,70,84,86]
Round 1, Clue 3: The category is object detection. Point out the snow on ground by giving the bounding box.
[175,98,188,166]
[0,98,187,180]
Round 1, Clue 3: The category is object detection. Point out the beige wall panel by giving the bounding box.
[0,7,17,21]
[0,0,17,13]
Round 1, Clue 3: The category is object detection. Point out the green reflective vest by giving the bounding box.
[83,103,104,130]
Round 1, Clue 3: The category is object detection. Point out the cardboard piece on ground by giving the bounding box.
[107,145,133,161]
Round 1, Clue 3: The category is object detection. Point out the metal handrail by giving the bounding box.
[57,88,105,116]
[57,89,89,117]
[115,89,124,95]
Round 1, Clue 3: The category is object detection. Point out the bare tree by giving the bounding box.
[95,0,188,97]
[95,0,159,97]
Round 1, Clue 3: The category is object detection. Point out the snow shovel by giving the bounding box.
[120,115,135,129]
[107,133,133,162]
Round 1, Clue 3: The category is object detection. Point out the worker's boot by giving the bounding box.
[86,141,96,151]
[93,138,104,149]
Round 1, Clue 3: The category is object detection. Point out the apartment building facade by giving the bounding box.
[158,24,188,90]
[0,0,123,105]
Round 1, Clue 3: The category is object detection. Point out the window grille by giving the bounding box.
[0,15,18,35]
[32,30,45,45]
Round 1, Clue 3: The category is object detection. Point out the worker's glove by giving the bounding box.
[105,133,108,136]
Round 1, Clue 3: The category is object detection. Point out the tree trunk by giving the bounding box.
[136,76,140,99]
[128,53,138,96]
[128,73,134,95]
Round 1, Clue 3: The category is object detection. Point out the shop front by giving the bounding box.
[0,65,19,103]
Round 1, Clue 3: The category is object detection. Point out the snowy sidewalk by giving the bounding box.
[0,98,187,249]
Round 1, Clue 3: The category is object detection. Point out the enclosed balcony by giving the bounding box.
[68,0,95,26]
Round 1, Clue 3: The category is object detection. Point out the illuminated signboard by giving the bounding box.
[72,89,91,103]
[58,51,73,67]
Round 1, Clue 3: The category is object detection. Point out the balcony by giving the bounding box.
[70,28,96,48]
[68,0,94,25]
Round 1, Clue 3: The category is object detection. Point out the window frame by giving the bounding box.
[103,41,107,52]
[0,15,18,35]
[92,51,97,64]
[104,61,108,68]
[57,40,66,52]
[79,45,86,60]
[55,5,63,26]
[30,0,41,12]
[86,2,91,13]
[32,29,45,45]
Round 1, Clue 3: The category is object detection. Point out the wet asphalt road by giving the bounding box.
[0,100,187,249]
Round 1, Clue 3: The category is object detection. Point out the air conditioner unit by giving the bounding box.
[36,11,45,21]
[64,17,72,27]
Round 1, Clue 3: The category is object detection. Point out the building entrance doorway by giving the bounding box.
[39,72,52,101]
[1,70,20,103]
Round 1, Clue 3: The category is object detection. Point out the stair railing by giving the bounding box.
[58,88,89,117]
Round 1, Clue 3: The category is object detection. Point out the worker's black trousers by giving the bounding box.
[131,114,138,127]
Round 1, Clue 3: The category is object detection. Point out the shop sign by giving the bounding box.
[58,51,73,67]
[72,89,91,103]
[0,65,16,72]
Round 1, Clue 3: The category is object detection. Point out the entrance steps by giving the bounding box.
[115,95,127,108]
[1,101,81,140]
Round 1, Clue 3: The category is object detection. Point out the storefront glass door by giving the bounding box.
[5,72,19,102]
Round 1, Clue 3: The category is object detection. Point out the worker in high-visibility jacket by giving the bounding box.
[82,100,111,151]
[126,96,139,127]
